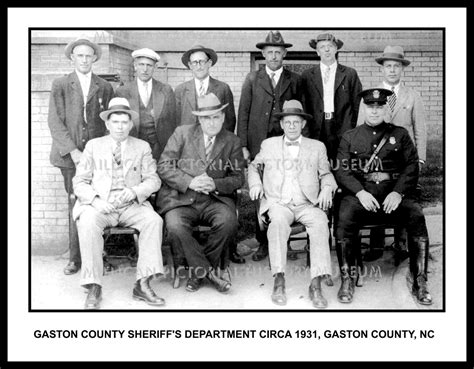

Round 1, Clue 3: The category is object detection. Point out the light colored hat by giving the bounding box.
[64,36,101,61]
[309,33,344,50]
[131,48,160,62]
[99,97,139,121]
[256,30,293,49]
[181,44,218,68]
[375,46,411,66]
[274,100,312,120]
[191,93,228,117]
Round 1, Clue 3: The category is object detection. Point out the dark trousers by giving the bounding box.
[164,194,238,276]
[319,117,339,165]
[59,167,81,264]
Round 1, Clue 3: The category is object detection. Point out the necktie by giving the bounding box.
[199,80,206,96]
[323,66,330,84]
[142,82,150,106]
[113,141,122,166]
[205,136,214,161]
[285,141,300,146]
[270,72,277,89]
[388,86,397,112]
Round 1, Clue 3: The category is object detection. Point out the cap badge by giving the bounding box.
[373,90,380,99]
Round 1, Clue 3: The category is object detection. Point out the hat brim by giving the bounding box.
[65,39,101,62]
[100,108,139,122]
[191,103,228,117]
[375,56,411,66]
[275,111,312,120]
[182,47,218,68]
[256,42,293,50]
[309,39,344,50]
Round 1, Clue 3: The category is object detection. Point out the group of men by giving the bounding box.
[47,30,431,310]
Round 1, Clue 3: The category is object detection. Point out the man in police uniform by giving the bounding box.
[334,88,432,306]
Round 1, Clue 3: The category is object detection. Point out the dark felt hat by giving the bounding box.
[309,33,344,50]
[256,31,293,49]
[181,44,218,68]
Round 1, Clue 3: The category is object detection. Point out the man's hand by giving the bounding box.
[382,192,402,214]
[91,197,116,214]
[249,185,263,201]
[317,186,333,211]
[356,190,380,212]
[117,188,137,204]
[242,147,251,164]
[70,149,83,166]
[189,173,216,194]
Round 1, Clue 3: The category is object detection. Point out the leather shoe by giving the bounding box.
[84,284,102,310]
[132,278,165,306]
[271,273,286,306]
[185,277,202,292]
[252,243,268,261]
[337,276,355,303]
[309,285,328,309]
[63,261,80,275]
[229,251,245,264]
[412,275,433,305]
[206,269,231,293]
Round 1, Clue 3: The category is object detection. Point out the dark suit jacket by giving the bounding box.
[302,63,362,143]
[174,77,236,132]
[237,68,303,159]
[115,78,177,160]
[156,124,245,215]
[48,72,114,168]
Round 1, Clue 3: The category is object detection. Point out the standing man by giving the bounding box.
[334,89,432,306]
[48,36,114,275]
[115,48,177,161]
[237,30,303,262]
[302,33,362,165]
[156,93,245,294]
[248,100,337,308]
[175,44,236,132]
[73,98,165,310]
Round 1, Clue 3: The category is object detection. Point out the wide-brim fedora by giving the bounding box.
[192,93,229,117]
[64,36,102,62]
[309,33,344,50]
[274,100,312,120]
[181,44,218,68]
[375,45,411,66]
[256,30,293,49]
[99,97,139,121]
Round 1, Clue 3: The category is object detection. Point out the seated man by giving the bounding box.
[156,93,245,293]
[73,97,165,310]
[248,100,337,309]
[334,88,432,305]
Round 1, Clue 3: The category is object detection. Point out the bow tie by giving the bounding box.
[285,141,300,146]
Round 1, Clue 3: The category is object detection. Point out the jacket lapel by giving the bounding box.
[392,85,408,118]
[191,125,206,162]
[207,130,226,164]
[69,72,84,105]
[258,69,274,96]
[185,80,197,111]
[311,65,324,100]
[279,69,291,96]
[334,64,346,92]
[87,73,100,103]
[152,79,164,124]
[208,76,218,95]
[122,138,135,176]
[129,81,141,132]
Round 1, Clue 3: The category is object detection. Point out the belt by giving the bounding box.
[364,172,400,183]
[324,112,334,120]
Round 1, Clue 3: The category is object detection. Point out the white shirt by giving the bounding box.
[320,61,337,113]
[75,70,91,102]
[137,78,152,106]
[283,135,302,159]
[383,81,400,96]
[195,76,210,96]
[266,66,283,86]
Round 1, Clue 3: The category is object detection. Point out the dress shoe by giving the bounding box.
[185,277,202,292]
[84,284,102,310]
[132,278,165,306]
[252,243,268,261]
[337,276,355,303]
[412,275,433,305]
[309,285,328,309]
[229,251,246,264]
[271,273,287,306]
[206,269,231,293]
[325,275,334,287]
[63,261,81,275]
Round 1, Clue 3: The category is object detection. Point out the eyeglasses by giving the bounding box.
[189,59,209,67]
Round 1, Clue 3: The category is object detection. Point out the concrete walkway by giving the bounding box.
[31,205,443,311]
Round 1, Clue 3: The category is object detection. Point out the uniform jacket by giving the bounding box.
[156,124,245,215]
[237,68,303,159]
[301,63,362,141]
[335,122,419,198]
[115,78,177,159]
[356,84,427,161]
[72,135,160,221]
[174,77,236,132]
[48,72,114,168]
[248,136,337,219]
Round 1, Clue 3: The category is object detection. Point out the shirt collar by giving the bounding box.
[383,81,400,95]
[203,132,215,143]
[109,135,128,149]
[283,135,302,145]
[75,70,92,80]
[195,75,210,88]
[266,66,283,79]
[138,78,153,88]
[321,61,338,71]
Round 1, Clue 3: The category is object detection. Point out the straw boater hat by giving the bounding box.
[191,93,228,117]
[309,33,344,50]
[131,48,160,63]
[99,97,139,121]
[375,45,411,66]
[64,36,102,61]
[256,30,293,49]
[181,44,218,68]
[274,100,312,120]
[358,88,394,106]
